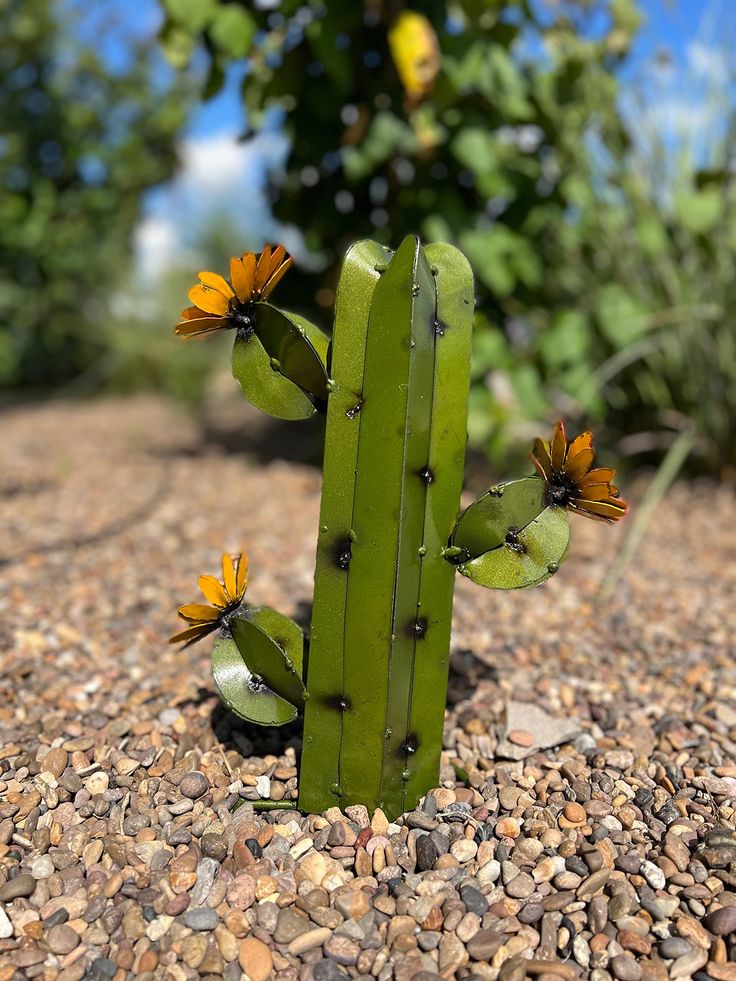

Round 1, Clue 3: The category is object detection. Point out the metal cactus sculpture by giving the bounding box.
[171,236,627,820]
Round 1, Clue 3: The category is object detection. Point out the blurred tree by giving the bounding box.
[0,0,193,388]
[159,0,736,474]
[157,0,641,458]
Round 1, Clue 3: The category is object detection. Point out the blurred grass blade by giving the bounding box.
[599,428,695,600]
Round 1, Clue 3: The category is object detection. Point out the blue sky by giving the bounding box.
[126,0,733,275]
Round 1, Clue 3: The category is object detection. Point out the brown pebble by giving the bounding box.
[239,937,272,981]
[508,729,535,747]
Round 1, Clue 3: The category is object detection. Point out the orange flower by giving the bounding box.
[175,245,292,339]
[531,421,628,523]
[170,553,248,645]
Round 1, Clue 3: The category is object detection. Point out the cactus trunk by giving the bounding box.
[299,236,473,819]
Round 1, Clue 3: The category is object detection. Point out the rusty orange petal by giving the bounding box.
[198,575,230,609]
[550,421,567,472]
[188,285,230,317]
[222,554,238,603]
[262,256,293,299]
[564,447,596,481]
[177,603,221,623]
[531,438,553,480]
[169,622,218,646]
[198,271,234,298]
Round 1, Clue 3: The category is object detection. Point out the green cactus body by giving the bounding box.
[197,236,582,821]
[298,236,473,818]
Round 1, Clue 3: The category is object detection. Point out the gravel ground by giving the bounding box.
[1,395,736,981]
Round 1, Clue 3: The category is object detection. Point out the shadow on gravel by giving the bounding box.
[211,703,303,763]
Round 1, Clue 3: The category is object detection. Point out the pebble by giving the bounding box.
[239,937,272,981]
[703,906,736,936]
[0,874,36,901]
[47,924,80,954]
[183,908,219,931]
[180,771,209,799]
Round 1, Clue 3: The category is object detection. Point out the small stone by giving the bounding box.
[30,855,55,879]
[47,924,80,955]
[450,838,477,862]
[0,908,12,939]
[466,928,503,961]
[323,933,360,965]
[85,771,109,795]
[0,874,35,901]
[703,906,736,936]
[180,771,209,799]
[496,817,520,839]
[239,937,273,981]
[42,748,68,778]
[274,907,311,944]
[640,860,666,890]
[184,908,218,931]
[334,890,371,920]
[460,885,488,917]
[508,729,534,747]
[610,954,643,980]
[660,938,692,959]
[416,834,438,871]
[201,833,228,861]
[287,926,332,955]
[563,802,587,824]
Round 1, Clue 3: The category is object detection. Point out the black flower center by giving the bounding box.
[229,298,256,339]
[546,472,577,507]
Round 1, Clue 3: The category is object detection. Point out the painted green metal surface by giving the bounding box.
[451,477,546,560]
[230,616,305,707]
[457,504,570,589]
[298,236,475,818]
[402,242,474,809]
[298,240,387,814]
[211,607,305,726]
[339,235,435,814]
[231,305,329,419]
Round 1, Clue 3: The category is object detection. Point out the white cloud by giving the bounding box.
[686,41,729,88]
[133,214,182,281]
[134,126,290,281]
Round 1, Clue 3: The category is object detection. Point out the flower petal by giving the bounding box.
[254,246,273,292]
[262,257,293,298]
[222,554,237,602]
[188,284,230,316]
[566,431,593,459]
[198,271,234,298]
[230,256,254,302]
[578,467,615,487]
[564,447,595,481]
[177,603,221,624]
[550,420,567,472]
[235,553,248,600]
[198,575,230,608]
[569,498,628,522]
[531,438,553,480]
[267,244,286,278]
[577,482,616,501]
[169,622,218,646]
[175,317,228,337]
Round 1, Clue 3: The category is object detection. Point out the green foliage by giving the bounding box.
[159,0,736,473]
[0,0,192,389]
